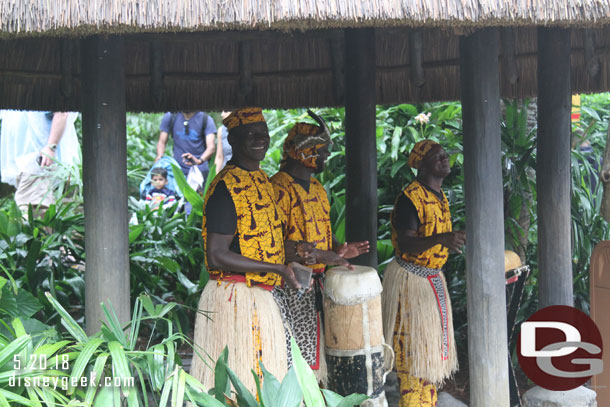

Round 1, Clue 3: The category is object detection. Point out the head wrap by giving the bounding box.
[222,108,266,132]
[281,110,332,170]
[408,140,440,169]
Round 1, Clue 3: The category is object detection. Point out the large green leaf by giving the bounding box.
[84,353,109,405]
[24,239,42,289]
[225,365,258,407]
[321,389,344,407]
[0,287,42,319]
[108,341,133,396]
[260,362,281,407]
[275,367,302,407]
[290,337,325,407]
[44,292,88,344]
[67,338,103,395]
[171,163,204,217]
[0,335,30,369]
[146,344,166,392]
[213,347,230,404]
[336,394,369,407]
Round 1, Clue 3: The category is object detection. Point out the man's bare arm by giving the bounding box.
[396,229,466,254]
[156,131,169,161]
[39,112,69,167]
[207,232,301,289]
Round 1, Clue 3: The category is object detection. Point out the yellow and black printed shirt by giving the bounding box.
[391,180,452,269]
[203,164,285,286]
[271,171,332,271]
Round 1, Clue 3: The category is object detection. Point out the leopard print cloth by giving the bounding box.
[272,285,320,369]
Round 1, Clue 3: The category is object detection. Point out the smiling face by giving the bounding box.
[422,145,451,178]
[228,122,270,168]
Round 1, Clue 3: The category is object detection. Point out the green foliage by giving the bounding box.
[127,198,205,338]
[1,292,214,407]
[210,337,368,407]
[0,199,85,327]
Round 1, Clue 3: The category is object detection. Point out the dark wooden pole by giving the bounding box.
[537,28,573,308]
[344,28,378,268]
[460,29,510,407]
[81,36,130,335]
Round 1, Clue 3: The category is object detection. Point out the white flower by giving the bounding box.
[414,112,431,125]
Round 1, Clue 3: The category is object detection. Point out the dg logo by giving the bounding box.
[517,305,604,391]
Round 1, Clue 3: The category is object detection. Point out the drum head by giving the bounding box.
[324,265,383,305]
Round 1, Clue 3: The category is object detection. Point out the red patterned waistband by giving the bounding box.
[209,273,275,291]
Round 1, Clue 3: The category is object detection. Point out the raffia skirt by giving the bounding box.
[381,258,458,385]
[190,281,288,395]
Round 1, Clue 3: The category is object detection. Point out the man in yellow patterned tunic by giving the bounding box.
[381,140,465,407]
[191,108,309,395]
[270,111,370,383]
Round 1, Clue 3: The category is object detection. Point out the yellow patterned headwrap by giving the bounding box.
[281,122,332,169]
[222,108,266,131]
[408,140,440,169]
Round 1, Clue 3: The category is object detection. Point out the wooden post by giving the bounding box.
[460,29,510,407]
[81,36,130,335]
[537,27,572,308]
[344,28,378,268]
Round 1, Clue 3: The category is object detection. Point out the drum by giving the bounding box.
[324,266,393,407]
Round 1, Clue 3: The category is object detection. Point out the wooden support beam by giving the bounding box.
[81,35,130,335]
[238,41,253,106]
[460,28,510,407]
[344,28,378,268]
[150,40,164,110]
[537,27,573,308]
[409,29,425,97]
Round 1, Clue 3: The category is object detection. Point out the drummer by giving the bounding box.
[192,108,315,394]
[381,140,465,407]
[271,111,370,383]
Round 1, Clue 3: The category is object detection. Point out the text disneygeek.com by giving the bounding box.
[9,372,135,391]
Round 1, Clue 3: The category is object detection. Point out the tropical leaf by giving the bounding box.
[290,337,325,407]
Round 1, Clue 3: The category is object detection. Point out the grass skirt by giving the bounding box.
[381,258,458,385]
[190,281,288,395]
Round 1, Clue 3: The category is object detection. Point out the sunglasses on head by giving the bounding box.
[183,120,190,135]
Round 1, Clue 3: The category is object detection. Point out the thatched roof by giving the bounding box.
[1,26,609,112]
[1,1,610,111]
[1,0,610,38]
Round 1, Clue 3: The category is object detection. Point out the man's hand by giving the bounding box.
[296,241,316,265]
[438,231,466,253]
[314,249,354,270]
[336,241,370,259]
[39,146,56,167]
[181,153,201,166]
[278,263,301,290]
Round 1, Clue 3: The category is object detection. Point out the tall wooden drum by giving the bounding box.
[324,266,393,407]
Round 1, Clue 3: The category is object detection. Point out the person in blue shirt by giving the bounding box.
[155,112,217,179]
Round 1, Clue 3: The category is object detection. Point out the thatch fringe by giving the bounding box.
[1,0,610,38]
[190,281,288,395]
[381,259,458,385]
[1,26,610,111]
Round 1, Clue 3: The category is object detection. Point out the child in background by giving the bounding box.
[143,167,176,209]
